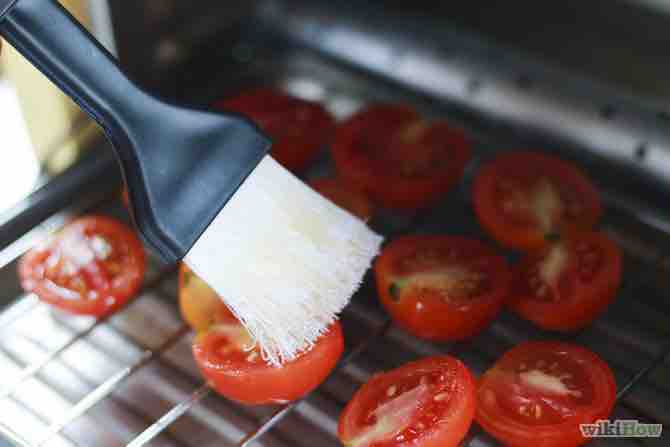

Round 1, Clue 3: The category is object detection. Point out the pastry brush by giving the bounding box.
[0,0,383,365]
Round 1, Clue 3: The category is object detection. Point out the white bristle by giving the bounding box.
[185,156,383,365]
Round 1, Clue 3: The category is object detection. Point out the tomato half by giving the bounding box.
[476,341,616,447]
[472,151,602,251]
[332,104,472,211]
[508,232,622,331]
[178,263,236,331]
[18,215,146,317]
[338,355,476,447]
[309,177,373,221]
[217,88,335,173]
[375,235,510,341]
[193,320,343,405]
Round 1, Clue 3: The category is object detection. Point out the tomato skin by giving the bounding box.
[375,235,510,341]
[217,88,335,173]
[476,341,616,447]
[472,151,602,252]
[193,322,343,405]
[309,177,373,221]
[509,232,622,331]
[338,356,476,447]
[18,216,146,317]
[332,104,472,211]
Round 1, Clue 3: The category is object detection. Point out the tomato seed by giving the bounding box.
[386,385,397,397]
[246,352,258,362]
[534,405,542,418]
[433,393,448,402]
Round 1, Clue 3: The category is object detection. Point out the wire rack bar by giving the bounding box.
[35,324,191,446]
[0,421,33,447]
[238,318,392,447]
[0,268,174,400]
[0,294,39,332]
[126,382,212,447]
[617,343,670,401]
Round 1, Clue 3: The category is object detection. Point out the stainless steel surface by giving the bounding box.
[2,9,670,446]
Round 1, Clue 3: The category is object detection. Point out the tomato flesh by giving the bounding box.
[178,263,236,331]
[309,177,373,221]
[477,341,616,447]
[332,104,472,211]
[473,151,602,251]
[18,216,145,317]
[193,319,343,405]
[339,356,476,447]
[375,235,510,341]
[217,88,335,173]
[509,232,622,331]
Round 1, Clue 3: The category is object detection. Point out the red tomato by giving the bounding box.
[476,341,616,447]
[18,216,146,317]
[193,320,343,405]
[338,355,476,447]
[508,232,622,331]
[375,235,510,341]
[309,177,373,221]
[178,263,237,331]
[472,151,602,251]
[217,88,335,173]
[332,104,472,211]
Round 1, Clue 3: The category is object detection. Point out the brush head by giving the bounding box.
[185,156,383,365]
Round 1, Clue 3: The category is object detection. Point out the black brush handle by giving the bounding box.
[0,0,271,264]
[0,0,145,151]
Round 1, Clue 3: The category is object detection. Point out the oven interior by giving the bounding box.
[1,1,669,446]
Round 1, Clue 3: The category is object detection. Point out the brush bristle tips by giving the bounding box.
[186,157,383,365]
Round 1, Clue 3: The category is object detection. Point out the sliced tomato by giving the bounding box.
[375,235,510,341]
[472,151,602,251]
[18,215,146,317]
[332,104,472,211]
[178,263,236,331]
[476,341,616,447]
[216,88,335,173]
[338,355,476,447]
[193,319,343,405]
[309,177,373,221]
[509,232,622,331]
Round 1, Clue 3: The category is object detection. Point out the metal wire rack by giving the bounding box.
[1,35,670,447]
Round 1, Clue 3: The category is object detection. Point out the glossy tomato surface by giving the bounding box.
[338,355,476,447]
[473,151,602,251]
[375,235,510,341]
[309,177,373,221]
[178,263,236,331]
[476,341,616,447]
[193,319,343,405]
[19,215,145,317]
[332,104,472,211]
[217,88,335,173]
[509,232,622,331]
